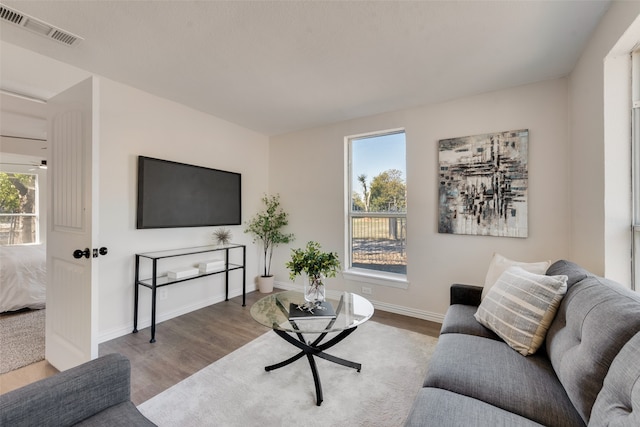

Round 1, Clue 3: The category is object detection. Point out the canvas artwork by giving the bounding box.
[438,129,528,238]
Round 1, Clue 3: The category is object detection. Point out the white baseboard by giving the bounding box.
[370,299,445,324]
[98,286,255,343]
[100,282,443,343]
[274,281,444,324]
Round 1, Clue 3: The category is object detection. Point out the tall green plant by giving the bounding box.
[244,194,294,277]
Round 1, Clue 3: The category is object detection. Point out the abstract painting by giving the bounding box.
[438,129,528,238]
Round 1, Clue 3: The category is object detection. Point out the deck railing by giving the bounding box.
[351,213,406,275]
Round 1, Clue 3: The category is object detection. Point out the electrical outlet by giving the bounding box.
[159,288,168,300]
[361,286,372,295]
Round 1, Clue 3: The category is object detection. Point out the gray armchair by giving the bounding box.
[0,353,155,427]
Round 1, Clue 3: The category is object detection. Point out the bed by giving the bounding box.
[0,244,46,313]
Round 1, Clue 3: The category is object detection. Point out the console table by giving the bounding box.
[133,244,246,343]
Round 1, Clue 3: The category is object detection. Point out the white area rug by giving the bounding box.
[139,321,438,426]
[0,309,45,374]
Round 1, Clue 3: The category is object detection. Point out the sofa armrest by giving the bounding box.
[0,353,132,427]
[450,284,483,306]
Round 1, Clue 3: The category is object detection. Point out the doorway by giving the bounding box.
[0,93,49,378]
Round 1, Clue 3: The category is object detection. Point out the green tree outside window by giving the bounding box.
[0,172,37,245]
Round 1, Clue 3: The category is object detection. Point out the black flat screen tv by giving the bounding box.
[136,156,241,229]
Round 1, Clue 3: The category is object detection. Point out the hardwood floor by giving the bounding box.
[1,289,440,405]
[0,360,58,395]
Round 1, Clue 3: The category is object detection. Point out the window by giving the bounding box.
[346,130,407,287]
[0,172,39,245]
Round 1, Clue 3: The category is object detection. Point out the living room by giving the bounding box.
[1,0,636,343]
[1,1,640,425]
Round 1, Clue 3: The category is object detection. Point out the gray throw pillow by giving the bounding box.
[475,266,568,356]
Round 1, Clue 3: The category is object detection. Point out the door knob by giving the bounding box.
[99,247,108,256]
[73,248,91,259]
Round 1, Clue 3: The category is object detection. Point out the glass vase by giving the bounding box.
[304,274,326,303]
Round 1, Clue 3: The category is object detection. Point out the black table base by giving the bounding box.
[265,327,361,406]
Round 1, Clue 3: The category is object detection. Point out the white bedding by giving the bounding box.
[0,244,46,312]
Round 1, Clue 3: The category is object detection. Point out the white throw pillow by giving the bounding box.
[482,253,551,299]
[474,266,568,356]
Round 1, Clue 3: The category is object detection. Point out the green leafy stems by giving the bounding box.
[286,241,341,282]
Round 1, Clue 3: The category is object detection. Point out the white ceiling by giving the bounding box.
[0,0,611,137]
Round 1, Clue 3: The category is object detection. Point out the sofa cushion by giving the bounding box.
[74,402,156,426]
[475,266,568,355]
[423,333,585,427]
[588,332,640,426]
[482,253,550,299]
[405,388,544,427]
[545,268,640,424]
[440,304,499,340]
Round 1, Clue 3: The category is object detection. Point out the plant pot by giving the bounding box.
[257,275,275,293]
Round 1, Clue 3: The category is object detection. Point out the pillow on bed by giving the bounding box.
[482,253,550,300]
[474,266,568,356]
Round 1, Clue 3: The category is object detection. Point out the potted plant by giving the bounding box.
[244,194,294,292]
[286,241,341,303]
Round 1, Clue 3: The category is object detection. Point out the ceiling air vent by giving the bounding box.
[0,3,83,47]
[0,4,23,25]
[50,29,79,46]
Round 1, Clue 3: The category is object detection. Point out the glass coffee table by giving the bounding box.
[250,290,374,406]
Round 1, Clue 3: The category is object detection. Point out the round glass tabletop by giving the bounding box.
[250,290,374,334]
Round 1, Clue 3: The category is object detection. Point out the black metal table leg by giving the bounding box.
[306,353,323,406]
[150,259,157,343]
[133,255,140,333]
[265,327,361,406]
[265,350,306,371]
[242,246,246,307]
[224,248,229,302]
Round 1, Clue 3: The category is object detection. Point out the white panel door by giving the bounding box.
[45,77,100,371]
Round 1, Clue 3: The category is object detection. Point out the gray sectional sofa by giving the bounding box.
[0,353,155,427]
[406,260,640,426]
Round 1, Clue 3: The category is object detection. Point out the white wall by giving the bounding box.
[97,78,269,341]
[269,78,571,320]
[568,1,640,281]
[1,42,270,342]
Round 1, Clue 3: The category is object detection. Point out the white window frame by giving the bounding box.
[632,48,640,291]
[344,128,409,289]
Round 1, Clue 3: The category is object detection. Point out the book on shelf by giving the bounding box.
[288,301,337,320]
[198,259,225,273]
[167,267,199,280]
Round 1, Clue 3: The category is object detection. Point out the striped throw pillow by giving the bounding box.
[474,266,568,356]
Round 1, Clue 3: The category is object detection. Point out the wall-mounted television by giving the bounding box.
[136,156,241,229]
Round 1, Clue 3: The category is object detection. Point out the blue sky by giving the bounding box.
[351,132,406,196]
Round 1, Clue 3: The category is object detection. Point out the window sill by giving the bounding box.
[342,268,409,289]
